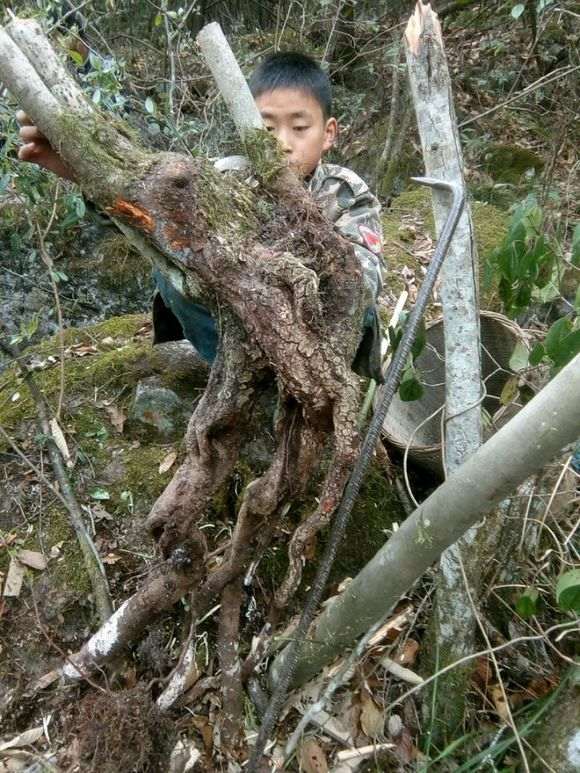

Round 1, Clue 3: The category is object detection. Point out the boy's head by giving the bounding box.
[249,52,337,177]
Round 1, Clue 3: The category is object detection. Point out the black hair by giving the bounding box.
[249,52,332,119]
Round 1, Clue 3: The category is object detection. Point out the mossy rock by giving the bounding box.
[0,314,209,444]
[482,143,544,185]
[382,187,509,311]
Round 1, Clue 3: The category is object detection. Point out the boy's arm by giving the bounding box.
[308,164,383,304]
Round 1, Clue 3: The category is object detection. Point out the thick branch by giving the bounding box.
[195,22,262,139]
[270,355,580,688]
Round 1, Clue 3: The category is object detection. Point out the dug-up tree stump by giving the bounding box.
[0,18,371,684]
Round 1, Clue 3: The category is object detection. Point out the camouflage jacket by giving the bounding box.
[307,162,383,304]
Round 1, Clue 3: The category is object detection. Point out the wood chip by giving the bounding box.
[2,558,25,598]
[336,742,395,762]
[379,656,424,685]
[17,550,47,571]
[158,450,178,474]
[49,418,73,468]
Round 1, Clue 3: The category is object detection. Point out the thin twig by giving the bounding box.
[0,337,112,622]
[459,65,580,128]
[458,555,530,773]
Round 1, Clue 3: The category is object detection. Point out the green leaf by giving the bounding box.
[574,285,580,313]
[529,343,545,366]
[399,373,424,402]
[154,13,163,26]
[511,3,525,19]
[90,488,110,501]
[572,223,580,268]
[509,340,529,371]
[500,375,519,405]
[145,97,156,115]
[411,318,426,360]
[68,49,84,66]
[545,317,580,369]
[516,587,539,619]
[544,317,571,359]
[92,88,102,105]
[556,570,580,612]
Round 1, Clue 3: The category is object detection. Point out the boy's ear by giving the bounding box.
[322,117,338,152]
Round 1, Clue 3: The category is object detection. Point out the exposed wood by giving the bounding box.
[404,1,485,738]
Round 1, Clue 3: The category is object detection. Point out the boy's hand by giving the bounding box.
[16,110,77,182]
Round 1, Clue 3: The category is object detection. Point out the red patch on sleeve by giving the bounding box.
[359,224,382,254]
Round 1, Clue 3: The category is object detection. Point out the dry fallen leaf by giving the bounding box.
[17,550,47,571]
[49,418,74,469]
[359,692,384,740]
[158,450,178,474]
[489,684,511,722]
[299,739,328,773]
[102,553,122,565]
[69,343,98,357]
[398,638,419,666]
[0,726,44,752]
[367,607,412,648]
[105,404,127,434]
[2,558,25,598]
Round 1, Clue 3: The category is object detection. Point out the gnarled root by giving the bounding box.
[275,382,361,608]
[217,579,245,757]
[147,324,267,556]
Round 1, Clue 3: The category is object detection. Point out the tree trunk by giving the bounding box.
[404,2,491,742]
[269,354,580,688]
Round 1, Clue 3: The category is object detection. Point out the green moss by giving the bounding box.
[382,188,508,310]
[242,128,287,185]
[482,143,544,184]
[32,313,148,358]
[54,112,154,203]
[24,505,92,596]
[107,443,178,513]
[0,314,152,455]
[259,462,404,601]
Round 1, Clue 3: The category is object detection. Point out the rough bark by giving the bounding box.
[269,354,580,688]
[405,2,490,741]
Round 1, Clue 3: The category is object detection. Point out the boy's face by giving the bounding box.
[255,87,337,177]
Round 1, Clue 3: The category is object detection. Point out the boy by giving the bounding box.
[18,52,384,379]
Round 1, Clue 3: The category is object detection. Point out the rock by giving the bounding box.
[128,377,194,440]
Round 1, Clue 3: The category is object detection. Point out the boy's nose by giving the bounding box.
[276,130,293,154]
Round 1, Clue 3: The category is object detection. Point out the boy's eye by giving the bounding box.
[294,126,309,132]
[265,126,275,132]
